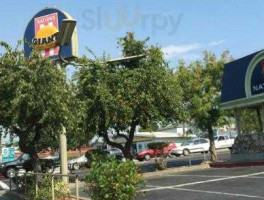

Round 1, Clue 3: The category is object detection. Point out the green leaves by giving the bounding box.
[175,51,233,161]
[75,33,183,157]
[85,157,144,200]
[0,42,75,157]
[175,51,232,132]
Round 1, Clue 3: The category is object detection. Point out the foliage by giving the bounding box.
[147,142,168,150]
[85,149,109,167]
[239,108,262,134]
[147,142,169,170]
[20,175,70,200]
[0,41,76,170]
[85,156,144,200]
[175,51,233,161]
[75,33,183,159]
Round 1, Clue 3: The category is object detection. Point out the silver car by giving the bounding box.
[68,154,87,170]
[171,138,209,156]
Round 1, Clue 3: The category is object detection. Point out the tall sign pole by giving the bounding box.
[24,7,78,183]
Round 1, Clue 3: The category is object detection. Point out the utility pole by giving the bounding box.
[60,125,68,183]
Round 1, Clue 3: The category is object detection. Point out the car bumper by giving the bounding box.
[172,150,183,155]
[68,163,73,170]
[0,166,5,175]
[135,155,145,160]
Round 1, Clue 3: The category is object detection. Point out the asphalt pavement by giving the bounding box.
[137,166,264,200]
[0,176,23,200]
[138,149,230,173]
[70,149,231,180]
[0,149,231,200]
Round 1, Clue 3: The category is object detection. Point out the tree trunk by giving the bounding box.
[30,151,41,172]
[256,107,263,132]
[208,125,218,162]
[78,147,82,157]
[122,147,134,160]
[182,122,186,136]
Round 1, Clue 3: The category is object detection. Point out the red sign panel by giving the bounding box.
[34,13,59,57]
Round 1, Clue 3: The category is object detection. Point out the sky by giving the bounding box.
[1,0,264,67]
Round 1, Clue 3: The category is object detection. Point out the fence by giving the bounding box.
[9,172,81,200]
[168,147,209,166]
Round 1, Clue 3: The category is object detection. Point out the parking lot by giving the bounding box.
[137,166,264,200]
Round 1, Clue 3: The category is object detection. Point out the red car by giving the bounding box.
[136,143,177,161]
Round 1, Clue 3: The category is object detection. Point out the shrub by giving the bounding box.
[85,156,144,200]
[85,149,109,167]
[22,175,70,200]
[147,142,169,170]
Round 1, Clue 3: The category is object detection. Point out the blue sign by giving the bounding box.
[24,8,78,60]
[221,51,260,103]
[221,50,264,109]
[1,148,15,163]
[251,60,264,95]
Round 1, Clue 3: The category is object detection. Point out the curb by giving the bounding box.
[142,163,210,179]
[210,160,264,168]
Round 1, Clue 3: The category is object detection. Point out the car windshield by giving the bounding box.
[181,140,193,146]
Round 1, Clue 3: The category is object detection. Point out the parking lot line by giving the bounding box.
[170,188,264,199]
[162,174,231,178]
[141,171,264,192]
[162,174,264,179]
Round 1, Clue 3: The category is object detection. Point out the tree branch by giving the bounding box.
[114,127,129,140]
[101,130,124,151]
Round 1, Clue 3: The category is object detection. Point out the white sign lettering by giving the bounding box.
[252,83,264,92]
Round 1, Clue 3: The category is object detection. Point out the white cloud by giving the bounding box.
[162,43,202,59]
[179,54,201,61]
[162,40,226,60]
[208,40,226,46]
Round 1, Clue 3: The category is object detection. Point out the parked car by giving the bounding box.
[214,135,235,150]
[136,143,177,161]
[0,153,60,178]
[68,154,88,170]
[171,138,209,156]
[104,148,124,160]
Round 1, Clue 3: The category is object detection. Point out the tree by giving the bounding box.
[0,42,74,171]
[239,108,262,134]
[175,51,232,161]
[75,33,183,159]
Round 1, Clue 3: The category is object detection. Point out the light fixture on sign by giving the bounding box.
[57,19,76,46]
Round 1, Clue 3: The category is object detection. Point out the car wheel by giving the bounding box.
[168,153,175,158]
[144,154,151,161]
[73,163,80,170]
[183,149,190,156]
[47,165,55,173]
[6,168,17,178]
[41,164,55,173]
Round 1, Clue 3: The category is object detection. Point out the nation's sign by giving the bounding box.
[24,8,78,60]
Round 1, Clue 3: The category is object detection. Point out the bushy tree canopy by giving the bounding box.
[75,33,183,158]
[0,42,74,169]
[175,51,232,161]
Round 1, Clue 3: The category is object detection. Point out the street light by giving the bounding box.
[56,19,76,183]
[57,19,76,46]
